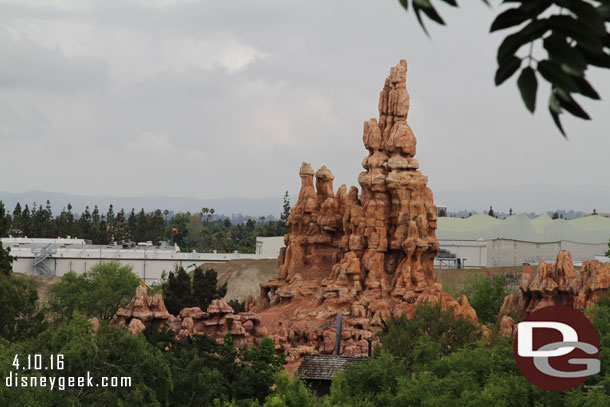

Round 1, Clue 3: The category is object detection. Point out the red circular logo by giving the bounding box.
[514,305,600,391]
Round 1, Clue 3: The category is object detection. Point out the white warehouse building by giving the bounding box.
[435,214,610,268]
[254,214,610,269]
[2,237,276,283]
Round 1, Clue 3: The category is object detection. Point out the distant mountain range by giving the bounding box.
[1,184,608,218]
[0,190,286,218]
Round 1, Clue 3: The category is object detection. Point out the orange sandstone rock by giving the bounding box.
[114,60,482,363]
[499,250,610,336]
[112,290,266,347]
[252,60,479,361]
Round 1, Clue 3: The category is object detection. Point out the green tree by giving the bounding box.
[488,205,494,217]
[78,205,92,240]
[127,208,137,241]
[48,262,140,321]
[281,191,291,223]
[163,267,193,314]
[464,273,509,324]
[0,201,13,277]
[265,373,317,407]
[0,315,172,406]
[135,208,148,242]
[11,202,22,236]
[150,209,166,244]
[397,0,610,137]
[115,208,128,243]
[47,271,92,321]
[20,204,32,237]
[0,275,47,342]
[192,267,228,310]
[106,204,116,242]
[379,303,481,368]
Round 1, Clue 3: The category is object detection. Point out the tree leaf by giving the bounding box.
[490,8,530,32]
[557,0,606,34]
[543,34,587,76]
[549,91,562,113]
[548,15,604,53]
[413,0,433,8]
[413,5,430,36]
[517,67,537,113]
[537,60,579,92]
[548,94,567,138]
[495,55,521,85]
[573,76,600,100]
[598,4,610,21]
[439,0,458,6]
[496,19,548,64]
[577,46,610,68]
[555,88,591,120]
[420,3,446,25]
[399,0,409,12]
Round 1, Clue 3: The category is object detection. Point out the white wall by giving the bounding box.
[438,239,607,268]
[11,256,233,284]
[437,240,487,268]
[256,236,285,258]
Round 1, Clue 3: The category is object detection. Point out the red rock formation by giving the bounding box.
[499,250,610,336]
[253,60,478,360]
[113,287,267,346]
[113,60,480,361]
[501,250,610,317]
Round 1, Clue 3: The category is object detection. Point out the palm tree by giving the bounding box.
[202,208,209,226]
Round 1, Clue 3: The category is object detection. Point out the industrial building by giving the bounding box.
[2,237,275,283]
[254,214,610,268]
[5,214,609,280]
[435,214,610,267]
[256,236,285,258]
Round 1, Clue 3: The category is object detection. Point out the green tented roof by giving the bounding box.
[437,214,610,244]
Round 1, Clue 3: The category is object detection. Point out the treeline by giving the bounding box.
[1,212,608,406]
[0,194,290,253]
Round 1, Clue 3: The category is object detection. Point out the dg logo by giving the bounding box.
[514,305,600,391]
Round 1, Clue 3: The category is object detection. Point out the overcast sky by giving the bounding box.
[1,0,609,202]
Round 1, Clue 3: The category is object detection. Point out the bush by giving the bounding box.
[0,275,47,342]
[463,273,508,324]
[163,266,227,314]
[379,303,480,367]
[48,262,140,321]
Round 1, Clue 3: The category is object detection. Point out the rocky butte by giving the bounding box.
[112,60,479,362]
[499,250,610,337]
[251,59,478,361]
[111,60,610,367]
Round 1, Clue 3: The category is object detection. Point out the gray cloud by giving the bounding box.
[0,0,609,209]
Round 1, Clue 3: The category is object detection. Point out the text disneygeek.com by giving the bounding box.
[4,354,131,391]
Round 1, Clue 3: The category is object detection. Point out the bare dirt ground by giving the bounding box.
[14,262,546,309]
[198,259,279,302]
[13,272,61,304]
[434,265,541,297]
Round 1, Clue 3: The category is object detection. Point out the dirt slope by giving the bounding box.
[198,259,278,302]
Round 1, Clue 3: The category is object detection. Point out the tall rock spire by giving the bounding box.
[256,60,477,360]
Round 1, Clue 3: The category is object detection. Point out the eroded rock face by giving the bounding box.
[501,250,610,317]
[498,250,610,337]
[253,60,478,360]
[113,60,479,361]
[112,287,266,347]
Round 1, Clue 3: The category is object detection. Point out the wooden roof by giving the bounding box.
[296,355,364,381]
